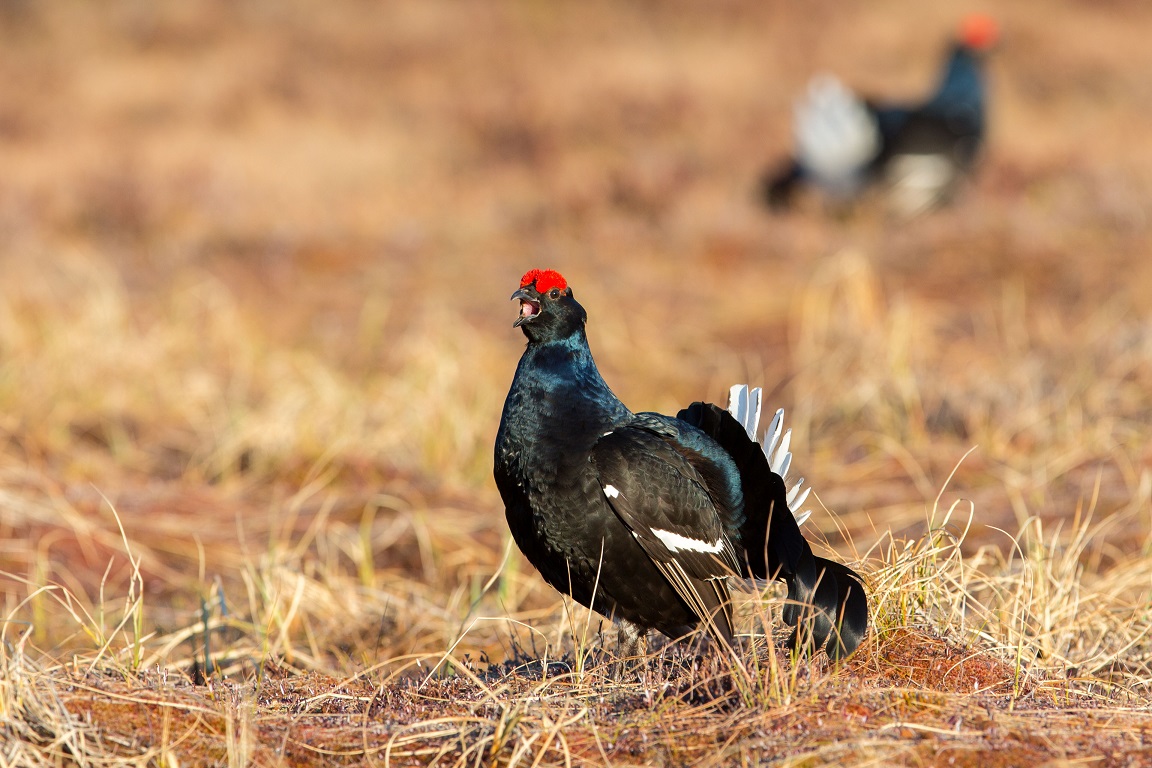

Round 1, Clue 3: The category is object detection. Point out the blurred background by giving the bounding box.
[1,0,1150,656]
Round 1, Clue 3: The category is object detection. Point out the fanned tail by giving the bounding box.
[726,385,811,525]
[793,75,880,199]
[678,388,868,659]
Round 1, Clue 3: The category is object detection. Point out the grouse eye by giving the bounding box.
[548,288,560,299]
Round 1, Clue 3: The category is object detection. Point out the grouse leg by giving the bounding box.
[609,619,648,677]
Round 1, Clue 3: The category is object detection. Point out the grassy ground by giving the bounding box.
[2,1,1152,765]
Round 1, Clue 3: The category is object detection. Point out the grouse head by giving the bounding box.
[958,13,998,54]
[511,269,587,343]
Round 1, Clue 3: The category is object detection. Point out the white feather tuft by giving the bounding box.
[764,408,784,462]
[771,429,792,477]
[651,528,725,555]
[885,153,957,217]
[794,75,881,197]
[726,387,816,524]
[727,384,764,441]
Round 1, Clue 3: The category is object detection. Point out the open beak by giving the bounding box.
[511,287,540,327]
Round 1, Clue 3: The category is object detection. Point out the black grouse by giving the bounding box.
[494,269,868,659]
[764,14,998,216]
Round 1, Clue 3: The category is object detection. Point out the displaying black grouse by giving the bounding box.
[494,269,868,659]
[763,14,998,216]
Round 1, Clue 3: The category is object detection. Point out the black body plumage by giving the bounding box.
[494,270,868,659]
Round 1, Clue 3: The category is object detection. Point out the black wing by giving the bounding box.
[678,402,868,660]
[589,422,742,645]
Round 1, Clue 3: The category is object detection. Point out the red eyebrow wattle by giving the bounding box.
[519,269,568,293]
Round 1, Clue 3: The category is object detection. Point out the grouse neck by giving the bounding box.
[513,329,630,421]
[930,45,984,111]
[520,328,606,384]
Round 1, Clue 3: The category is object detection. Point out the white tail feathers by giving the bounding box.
[727,383,763,442]
[794,75,880,197]
[726,384,814,526]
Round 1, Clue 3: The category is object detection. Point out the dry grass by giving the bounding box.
[2,0,1152,765]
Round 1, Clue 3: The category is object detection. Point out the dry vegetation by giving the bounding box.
[2,1,1152,765]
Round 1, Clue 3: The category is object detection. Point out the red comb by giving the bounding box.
[519,269,568,293]
[959,13,998,51]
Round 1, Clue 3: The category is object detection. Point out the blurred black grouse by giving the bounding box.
[764,14,998,216]
[494,269,867,659]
